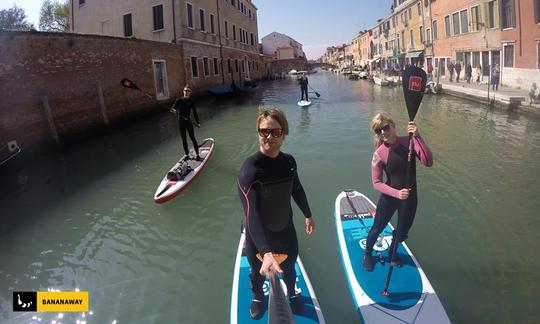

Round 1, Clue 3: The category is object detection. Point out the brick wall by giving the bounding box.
[0,30,262,150]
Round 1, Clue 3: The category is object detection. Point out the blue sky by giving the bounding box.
[2,0,394,59]
[254,0,393,59]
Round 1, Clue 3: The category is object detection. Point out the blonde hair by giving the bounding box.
[370,112,395,147]
[257,107,289,135]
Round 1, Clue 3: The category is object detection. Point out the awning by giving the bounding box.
[405,50,423,58]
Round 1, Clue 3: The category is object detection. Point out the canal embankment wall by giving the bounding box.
[0,30,264,151]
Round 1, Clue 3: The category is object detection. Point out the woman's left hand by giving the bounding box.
[407,121,419,137]
[305,217,315,235]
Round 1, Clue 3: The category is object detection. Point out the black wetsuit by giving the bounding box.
[237,151,312,298]
[299,77,309,101]
[171,97,200,156]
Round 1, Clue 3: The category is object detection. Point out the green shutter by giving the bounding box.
[472,6,478,31]
[493,0,499,28]
[483,2,490,29]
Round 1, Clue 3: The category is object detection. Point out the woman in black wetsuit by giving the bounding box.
[237,108,315,320]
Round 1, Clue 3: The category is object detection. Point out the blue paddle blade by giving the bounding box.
[402,66,427,121]
[268,274,295,324]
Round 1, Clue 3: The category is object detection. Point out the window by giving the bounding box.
[199,9,205,31]
[250,33,254,46]
[224,21,229,38]
[231,0,235,6]
[426,28,431,43]
[537,43,540,68]
[235,59,239,72]
[432,20,438,40]
[242,60,245,73]
[504,44,514,67]
[191,56,198,77]
[210,14,215,34]
[471,6,481,31]
[417,2,421,15]
[153,5,164,31]
[227,59,232,73]
[420,26,424,43]
[233,24,236,40]
[79,0,85,5]
[123,13,132,37]
[153,60,168,99]
[452,12,460,35]
[213,58,219,75]
[473,52,480,69]
[501,0,516,28]
[487,1,498,28]
[203,57,209,76]
[408,8,412,19]
[535,0,540,24]
[187,3,194,28]
[460,10,469,33]
[410,29,414,48]
[445,15,451,37]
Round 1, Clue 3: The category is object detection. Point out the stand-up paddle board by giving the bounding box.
[334,190,450,323]
[154,138,215,203]
[297,100,312,107]
[231,229,326,324]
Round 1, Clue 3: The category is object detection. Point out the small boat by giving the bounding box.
[0,140,21,166]
[359,71,368,79]
[373,75,389,86]
[208,81,260,96]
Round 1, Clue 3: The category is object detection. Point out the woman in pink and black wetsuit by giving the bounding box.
[363,112,433,272]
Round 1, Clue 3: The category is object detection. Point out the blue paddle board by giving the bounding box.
[230,230,326,323]
[334,190,450,323]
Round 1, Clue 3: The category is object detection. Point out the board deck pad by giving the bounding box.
[231,231,325,324]
[334,190,450,323]
[154,138,214,203]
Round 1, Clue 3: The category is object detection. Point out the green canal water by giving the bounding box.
[1,72,539,323]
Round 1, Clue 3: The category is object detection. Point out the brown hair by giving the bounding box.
[370,112,395,147]
[257,107,289,135]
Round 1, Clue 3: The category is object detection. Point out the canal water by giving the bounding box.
[1,72,539,323]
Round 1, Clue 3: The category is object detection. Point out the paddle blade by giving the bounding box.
[120,78,140,90]
[402,66,427,121]
[268,274,295,324]
[315,92,320,98]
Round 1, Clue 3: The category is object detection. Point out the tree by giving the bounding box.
[39,0,70,32]
[0,5,34,30]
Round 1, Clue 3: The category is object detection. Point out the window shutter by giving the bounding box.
[494,0,500,28]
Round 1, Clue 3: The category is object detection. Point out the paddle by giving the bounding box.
[120,78,199,128]
[344,190,385,265]
[256,253,295,324]
[381,65,427,297]
[308,84,321,98]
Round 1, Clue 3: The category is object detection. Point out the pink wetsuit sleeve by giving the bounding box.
[413,135,433,167]
[371,149,400,198]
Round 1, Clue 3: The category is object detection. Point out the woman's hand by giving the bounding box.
[407,121,419,137]
[305,217,315,235]
[397,188,411,200]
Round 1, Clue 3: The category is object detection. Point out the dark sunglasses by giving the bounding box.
[374,124,391,135]
[258,128,283,138]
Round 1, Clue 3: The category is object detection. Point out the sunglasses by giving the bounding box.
[258,128,283,138]
[374,124,391,135]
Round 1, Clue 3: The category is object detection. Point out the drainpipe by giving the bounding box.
[517,0,522,56]
[71,0,74,31]
[172,0,177,43]
[216,0,225,84]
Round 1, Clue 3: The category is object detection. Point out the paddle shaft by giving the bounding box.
[307,84,320,97]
